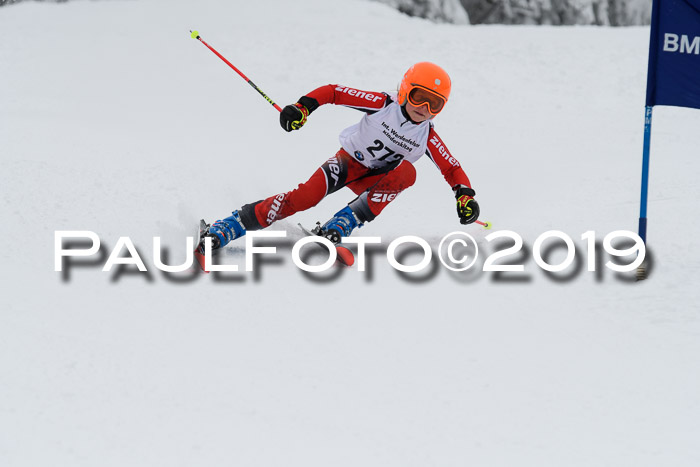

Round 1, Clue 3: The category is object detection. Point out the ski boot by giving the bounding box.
[194,212,246,272]
[205,210,246,249]
[312,206,362,244]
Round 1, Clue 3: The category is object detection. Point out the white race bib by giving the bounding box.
[339,101,430,169]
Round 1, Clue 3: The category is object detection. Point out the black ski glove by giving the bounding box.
[280,103,308,132]
[454,186,479,225]
[279,96,320,132]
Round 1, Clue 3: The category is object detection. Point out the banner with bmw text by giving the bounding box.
[646,0,700,109]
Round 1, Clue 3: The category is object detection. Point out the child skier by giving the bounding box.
[202,62,480,250]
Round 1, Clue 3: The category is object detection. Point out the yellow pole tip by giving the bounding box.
[190,30,200,39]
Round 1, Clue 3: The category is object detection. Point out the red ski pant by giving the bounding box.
[241,148,416,230]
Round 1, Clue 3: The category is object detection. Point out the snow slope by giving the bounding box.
[1,1,700,466]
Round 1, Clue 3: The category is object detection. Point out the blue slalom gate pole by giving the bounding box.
[638,106,653,244]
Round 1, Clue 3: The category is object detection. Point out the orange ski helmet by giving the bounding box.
[398,62,451,115]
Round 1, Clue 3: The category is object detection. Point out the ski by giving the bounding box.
[194,219,210,273]
[298,223,355,267]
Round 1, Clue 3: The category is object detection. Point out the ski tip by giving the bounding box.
[336,247,355,267]
[190,30,200,39]
[194,250,210,273]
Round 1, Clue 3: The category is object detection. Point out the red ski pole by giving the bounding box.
[475,220,492,229]
[190,30,282,112]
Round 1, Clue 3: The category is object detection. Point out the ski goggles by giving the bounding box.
[407,86,447,115]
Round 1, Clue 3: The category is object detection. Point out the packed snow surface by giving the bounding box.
[1,1,699,466]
